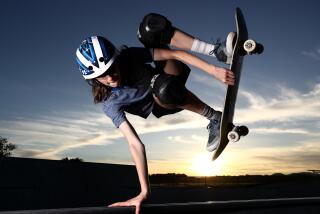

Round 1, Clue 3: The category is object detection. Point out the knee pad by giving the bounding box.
[138,13,175,47]
[150,73,188,106]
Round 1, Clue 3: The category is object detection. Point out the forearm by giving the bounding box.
[154,48,217,76]
[119,121,150,197]
[128,139,150,195]
[154,48,234,85]
[173,50,216,76]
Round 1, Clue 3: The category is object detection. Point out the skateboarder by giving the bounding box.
[76,13,235,213]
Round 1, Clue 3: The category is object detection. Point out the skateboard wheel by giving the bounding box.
[243,39,256,53]
[228,131,240,143]
[227,126,249,143]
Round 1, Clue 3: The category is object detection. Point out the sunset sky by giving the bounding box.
[1,0,320,176]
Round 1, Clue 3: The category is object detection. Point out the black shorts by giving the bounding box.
[151,63,190,118]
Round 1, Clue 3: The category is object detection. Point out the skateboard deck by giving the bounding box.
[212,8,263,161]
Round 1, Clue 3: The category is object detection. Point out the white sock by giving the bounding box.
[201,105,217,120]
[191,38,216,57]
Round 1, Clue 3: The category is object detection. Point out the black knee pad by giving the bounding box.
[138,13,175,47]
[150,73,188,106]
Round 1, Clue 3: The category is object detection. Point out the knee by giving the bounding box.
[150,73,188,106]
[137,13,175,47]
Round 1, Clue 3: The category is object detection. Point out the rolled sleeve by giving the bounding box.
[103,101,127,128]
[112,111,127,128]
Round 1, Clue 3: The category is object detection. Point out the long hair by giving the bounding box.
[86,79,111,104]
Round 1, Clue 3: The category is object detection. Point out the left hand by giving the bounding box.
[108,193,149,214]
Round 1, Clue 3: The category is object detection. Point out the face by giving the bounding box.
[95,62,121,87]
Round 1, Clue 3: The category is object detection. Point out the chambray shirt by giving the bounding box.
[102,47,157,128]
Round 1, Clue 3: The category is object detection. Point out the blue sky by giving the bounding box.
[1,0,320,176]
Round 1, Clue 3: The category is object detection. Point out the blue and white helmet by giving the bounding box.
[76,36,119,79]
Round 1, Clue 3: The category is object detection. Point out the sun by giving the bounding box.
[191,153,223,176]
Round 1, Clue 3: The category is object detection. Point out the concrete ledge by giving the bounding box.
[0,157,139,211]
[1,197,319,214]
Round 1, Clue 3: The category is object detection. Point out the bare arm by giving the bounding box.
[108,120,150,214]
[153,48,235,85]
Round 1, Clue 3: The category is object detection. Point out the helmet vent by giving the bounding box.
[99,57,105,62]
[88,66,93,70]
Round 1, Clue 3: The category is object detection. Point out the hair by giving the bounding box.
[86,79,111,104]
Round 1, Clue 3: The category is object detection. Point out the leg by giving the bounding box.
[180,89,222,152]
[152,86,217,120]
[178,90,206,115]
[170,29,195,50]
[139,13,223,151]
[175,89,218,121]
[152,78,221,152]
[138,13,219,118]
[137,13,197,50]
[138,13,235,63]
[152,86,206,115]
[170,28,235,64]
[151,71,218,120]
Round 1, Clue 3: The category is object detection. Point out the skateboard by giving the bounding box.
[212,8,263,161]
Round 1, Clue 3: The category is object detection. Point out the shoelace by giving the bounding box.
[212,38,222,56]
[207,119,219,131]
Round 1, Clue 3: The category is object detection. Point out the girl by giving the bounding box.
[76,13,235,213]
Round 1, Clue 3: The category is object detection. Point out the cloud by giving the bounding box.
[149,132,320,175]
[213,137,320,175]
[127,111,206,135]
[236,82,320,124]
[167,134,206,145]
[245,140,320,174]
[1,81,320,175]
[0,107,206,160]
[251,127,320,136]
[302,48,320,61]
[0,110,123,159]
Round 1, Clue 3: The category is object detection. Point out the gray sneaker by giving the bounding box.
[213,32,236,64]
[206,111,222,152]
